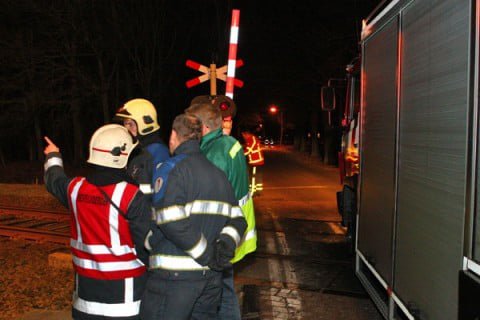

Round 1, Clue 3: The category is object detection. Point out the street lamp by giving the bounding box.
[268,104,284,145]
[269,105,278,114]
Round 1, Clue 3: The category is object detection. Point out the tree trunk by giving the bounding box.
[299,135,307,153]
[101,89,109,124]
[0,147,6,167]
[293,132,301,150]
[69,45,85,166]
[71,100,84,166]
[34,114,43,161]
[310,109,320,158]
[323,127,338,165]
[323,133,332,164]
[28,135,34,162]
[125,68,133,99]
[114,65,120,109]
[97,58,110,124]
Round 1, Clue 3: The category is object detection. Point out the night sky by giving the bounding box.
[179,0,380,133]
[0,0,380,163]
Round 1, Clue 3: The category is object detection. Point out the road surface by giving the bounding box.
[235,146,382,320]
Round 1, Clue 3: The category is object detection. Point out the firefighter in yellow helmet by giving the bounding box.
[43,125,151,320]
[114,98,169,200]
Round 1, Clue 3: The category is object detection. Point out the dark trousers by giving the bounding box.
[217,268,241,320]
[140,271,223,320]
[72,310,140,320]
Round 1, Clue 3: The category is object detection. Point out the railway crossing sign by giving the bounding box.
[185,9,243,98]
[185,59,244,96]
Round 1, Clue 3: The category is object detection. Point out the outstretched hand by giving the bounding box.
[44,136,60,155]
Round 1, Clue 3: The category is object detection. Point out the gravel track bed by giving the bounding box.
[0,182,72,319]
[0,238,72,320]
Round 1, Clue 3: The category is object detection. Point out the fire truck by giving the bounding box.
[322,57,361,254]
[323,1,480,319]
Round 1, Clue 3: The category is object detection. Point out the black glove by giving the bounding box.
[207,237,235,271]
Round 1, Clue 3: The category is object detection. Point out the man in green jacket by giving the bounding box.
[186,100,257,320]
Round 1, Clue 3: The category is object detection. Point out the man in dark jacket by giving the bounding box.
[44,124,151,320]
[140,114,247,320]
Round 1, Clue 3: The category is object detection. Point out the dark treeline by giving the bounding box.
[0,0,235,165]
[0,0,379,168]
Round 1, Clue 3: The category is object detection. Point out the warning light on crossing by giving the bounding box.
[219,102,230,111]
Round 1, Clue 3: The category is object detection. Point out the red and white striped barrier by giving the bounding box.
[226,9,240,99]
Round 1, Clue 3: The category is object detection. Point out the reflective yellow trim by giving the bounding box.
[229,142,242,159]
[232,197,257,263]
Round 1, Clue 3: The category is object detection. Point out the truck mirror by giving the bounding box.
[321,86,336,111]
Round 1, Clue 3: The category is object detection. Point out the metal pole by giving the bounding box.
[280,110,284,145]
[210,63,217,96]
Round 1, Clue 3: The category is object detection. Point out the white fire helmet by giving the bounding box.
[115,98,160,136]
[87,124,137,169]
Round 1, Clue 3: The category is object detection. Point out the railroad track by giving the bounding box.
[0,206,69,244]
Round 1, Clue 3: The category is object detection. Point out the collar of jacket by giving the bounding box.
[200,128,223,150]
[138,131,164,147]
[86,166,137,186]
[174,139,201,156]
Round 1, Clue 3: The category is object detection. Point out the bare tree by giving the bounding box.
[0,1,69,161]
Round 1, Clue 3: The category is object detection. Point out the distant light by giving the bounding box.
[269,105,278,114]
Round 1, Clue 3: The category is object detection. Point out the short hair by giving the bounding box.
[185,102,222,130]
[172,113,202,143]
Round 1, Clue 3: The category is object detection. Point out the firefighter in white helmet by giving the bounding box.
[43,124,151,320]
[114,98,169,199]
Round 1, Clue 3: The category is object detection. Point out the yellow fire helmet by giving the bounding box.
[87,124,138,169]
[115,98,160,136]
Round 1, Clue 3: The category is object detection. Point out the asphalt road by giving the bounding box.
[235,146,382,320]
